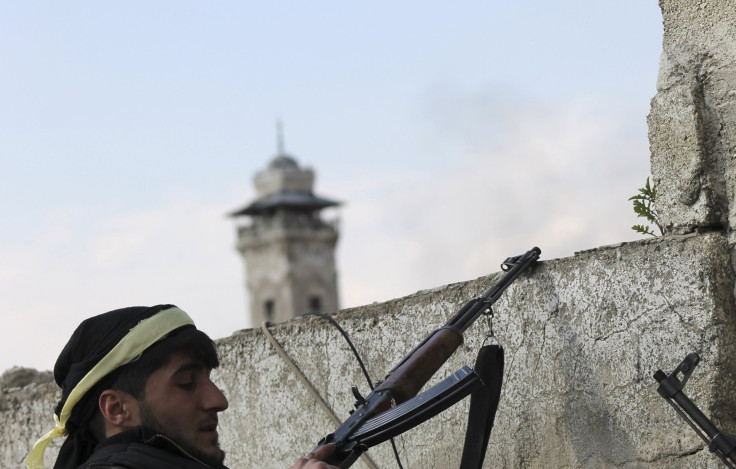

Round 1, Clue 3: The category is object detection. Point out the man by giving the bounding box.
[25,304,338,469]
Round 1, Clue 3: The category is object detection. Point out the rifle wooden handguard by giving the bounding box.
[377,327,463,404]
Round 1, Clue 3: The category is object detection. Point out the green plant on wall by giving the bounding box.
[630,177,663,237]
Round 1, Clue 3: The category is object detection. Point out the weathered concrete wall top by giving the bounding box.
[5,233,735,468]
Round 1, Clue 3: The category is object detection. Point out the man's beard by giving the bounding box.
[139,402,226,467]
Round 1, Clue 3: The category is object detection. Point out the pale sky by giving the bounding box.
[1,1,664,374]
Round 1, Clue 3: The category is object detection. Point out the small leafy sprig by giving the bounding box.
[630,177,663,237]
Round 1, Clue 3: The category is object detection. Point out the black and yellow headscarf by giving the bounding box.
[25,304,195,469]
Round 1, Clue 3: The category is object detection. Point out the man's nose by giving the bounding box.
[204,379,229,411]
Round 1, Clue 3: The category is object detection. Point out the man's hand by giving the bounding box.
[288,443,340,469]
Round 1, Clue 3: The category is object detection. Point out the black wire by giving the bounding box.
[303,311,405,469]
[303,312,374,389]
[389,438,405,469]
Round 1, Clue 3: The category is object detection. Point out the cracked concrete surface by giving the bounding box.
[4,233,735,468]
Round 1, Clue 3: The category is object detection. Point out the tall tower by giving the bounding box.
[230,145,341,326]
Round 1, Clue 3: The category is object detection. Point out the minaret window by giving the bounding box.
[264,300,275,322]
[309,296,322,313]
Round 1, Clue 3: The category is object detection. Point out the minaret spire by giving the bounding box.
[276,119,285,156]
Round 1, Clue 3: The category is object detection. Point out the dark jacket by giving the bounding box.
[77,426,229,469]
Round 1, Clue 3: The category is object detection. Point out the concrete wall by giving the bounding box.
[213,232,736,469]
[4,233,736,468]
[5,0,736,468]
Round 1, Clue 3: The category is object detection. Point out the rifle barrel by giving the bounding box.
[447,247,540,333]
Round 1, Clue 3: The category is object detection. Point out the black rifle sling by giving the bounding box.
[459,344,504,469]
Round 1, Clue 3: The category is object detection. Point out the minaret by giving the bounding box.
[230,130,341,325]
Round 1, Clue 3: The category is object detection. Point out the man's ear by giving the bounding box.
[98,389,141,436]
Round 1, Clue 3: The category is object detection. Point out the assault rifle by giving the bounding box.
[654,352,736,468]
[314,247,541,468]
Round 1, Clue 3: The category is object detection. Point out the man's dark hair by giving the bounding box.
[110,326,220,399]
[89,326,220,440]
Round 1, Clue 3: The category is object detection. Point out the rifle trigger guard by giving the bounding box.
[337,444,367,469]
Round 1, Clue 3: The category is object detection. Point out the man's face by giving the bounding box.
[138,351,229,466]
